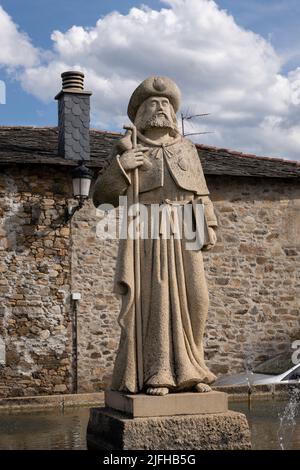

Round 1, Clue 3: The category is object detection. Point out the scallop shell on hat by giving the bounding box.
[153,77,167,92]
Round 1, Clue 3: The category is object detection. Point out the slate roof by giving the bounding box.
[1,126,300,178]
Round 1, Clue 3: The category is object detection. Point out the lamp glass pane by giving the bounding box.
[72,178,81,197]
[80,178,92,198]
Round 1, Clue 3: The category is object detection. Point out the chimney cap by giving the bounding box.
[55,70,92,99]
[61,70,84,78]
[61,70,84,92]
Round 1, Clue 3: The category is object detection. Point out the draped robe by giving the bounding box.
[93,134,218,393]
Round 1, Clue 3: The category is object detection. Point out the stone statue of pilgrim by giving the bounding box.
[93,76,218,396]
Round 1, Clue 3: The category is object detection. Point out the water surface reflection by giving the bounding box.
[0,408,89,450]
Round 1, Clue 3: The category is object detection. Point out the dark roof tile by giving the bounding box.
[0,126,299,178]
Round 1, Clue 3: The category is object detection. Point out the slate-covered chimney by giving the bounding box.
[55,71,92,161]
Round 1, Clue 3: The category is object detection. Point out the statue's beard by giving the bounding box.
[142,114,174,130]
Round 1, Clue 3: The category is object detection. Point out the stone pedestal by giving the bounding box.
[86,391,251,450]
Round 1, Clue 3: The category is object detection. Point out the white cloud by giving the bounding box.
[2,0,300,159]
[0,6,39,68]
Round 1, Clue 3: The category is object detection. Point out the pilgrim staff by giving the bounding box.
[123,124,144,391]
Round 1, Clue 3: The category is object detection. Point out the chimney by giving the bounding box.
[55,71,92,161]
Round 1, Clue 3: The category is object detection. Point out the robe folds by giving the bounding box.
[93,135,218,393]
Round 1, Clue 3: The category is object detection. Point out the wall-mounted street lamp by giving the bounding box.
[65,163,94,223]
[72,163,93,200]
[33,162,94,238]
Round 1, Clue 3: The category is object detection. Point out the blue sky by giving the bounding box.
[0,0,163,126]
[218,0,300,71]
[1,0,300,159]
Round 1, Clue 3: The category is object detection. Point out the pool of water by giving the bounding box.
[230,396,300,450]
[0,408,89,450]
[0,396,299,450]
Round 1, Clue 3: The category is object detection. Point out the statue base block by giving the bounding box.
[87,392,251,450]
[104,390,228,417]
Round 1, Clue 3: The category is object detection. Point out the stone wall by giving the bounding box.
[0,166,300,397]
[0,166,73,397]
[204,175,300,375]
[71,203,120,392]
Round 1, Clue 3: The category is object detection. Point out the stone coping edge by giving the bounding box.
[0,383,298,411]
[214,383,300,395]
[0,392,105,411]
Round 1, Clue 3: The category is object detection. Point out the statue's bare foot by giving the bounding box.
[146,387,169,396]
[194,383,212,393]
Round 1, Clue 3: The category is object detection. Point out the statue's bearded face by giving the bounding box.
[134,96,178,133]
